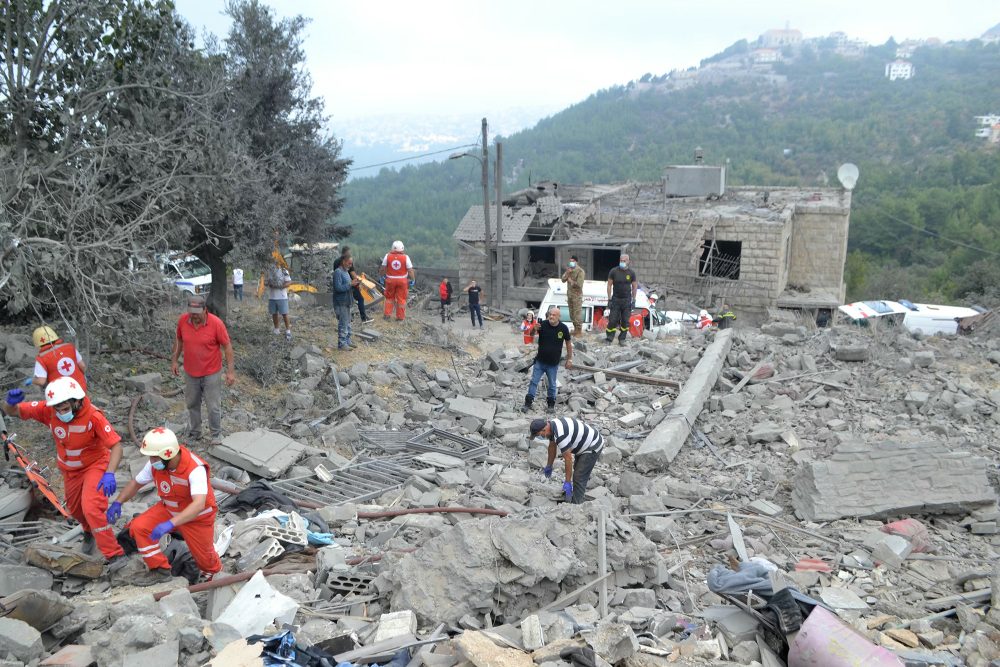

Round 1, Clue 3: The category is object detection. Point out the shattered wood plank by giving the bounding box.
[727,513,749,562]
[572,363,680,389]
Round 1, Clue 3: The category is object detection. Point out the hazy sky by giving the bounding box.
[175,0,996,121]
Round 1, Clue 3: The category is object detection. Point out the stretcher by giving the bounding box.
[2,432,73,521]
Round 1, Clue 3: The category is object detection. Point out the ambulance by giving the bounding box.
[538,278,686,336]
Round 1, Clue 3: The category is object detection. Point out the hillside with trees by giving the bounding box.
[338,36,1000,304]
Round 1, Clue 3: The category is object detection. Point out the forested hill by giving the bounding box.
[337,37,1000,302]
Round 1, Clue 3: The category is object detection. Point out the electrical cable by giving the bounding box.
[875,210,1000,259]
[350,143,478,172]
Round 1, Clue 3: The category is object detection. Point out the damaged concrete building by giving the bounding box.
[453,165,852,320]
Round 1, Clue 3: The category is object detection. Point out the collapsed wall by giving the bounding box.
[792,439,996,521]
[383,504,662,625]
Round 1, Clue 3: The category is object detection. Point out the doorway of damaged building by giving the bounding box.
[591,248,620,282]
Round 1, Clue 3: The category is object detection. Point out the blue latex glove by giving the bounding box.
[106,501,122,524]
[97,472,117,497]
[21,377,32,387]
[409,279,415,287]
[150,520,174,540]
[562,481,573,500]
[378,276,386,287]
[542,466,553,479]
[5,389,24,406]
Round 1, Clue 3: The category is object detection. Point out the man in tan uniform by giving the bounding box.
[560,255,585,336]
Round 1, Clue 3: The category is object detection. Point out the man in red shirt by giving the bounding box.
[107,427,222,586]
[170,295,236,445]
[2,378,127,571]
[31,326,88,391]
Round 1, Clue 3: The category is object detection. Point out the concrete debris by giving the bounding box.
[215,571,299,638]
[0,617,44,663]
[213,429,307,479]
[0,564,53,596]
[385,504,661,625]
[792,440,995,520]
[584,621,639,663]
[455,630,534,667]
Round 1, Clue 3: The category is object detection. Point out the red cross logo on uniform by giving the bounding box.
[53,426,66,439]
[159,480,171,495]
[391,259,402,271]
[58,358,76,376]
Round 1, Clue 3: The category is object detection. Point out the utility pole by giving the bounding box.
[480,118,492,306]
[494,141,503,308]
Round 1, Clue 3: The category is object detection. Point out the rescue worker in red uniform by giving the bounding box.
[2,378,127,571]
[107,427,221,586]
[521,311,538,345]
[31,326,87,391]
[379,240,415,321]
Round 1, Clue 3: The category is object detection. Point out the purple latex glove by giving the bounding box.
[106,501,122,524]
[97,472,117,497]
[562,481,573,500]
[150,520,174,541]
[5,389,24,406]
[542,466,553,479]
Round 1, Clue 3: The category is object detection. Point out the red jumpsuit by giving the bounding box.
[129,446,221,575]
[521,319,537,345]
[35,341,87,390]
[382,251,411,320]
[17,399,124,559]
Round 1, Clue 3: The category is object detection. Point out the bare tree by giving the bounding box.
[0,0,248,334]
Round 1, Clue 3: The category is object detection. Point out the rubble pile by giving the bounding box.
[0,302,998,666]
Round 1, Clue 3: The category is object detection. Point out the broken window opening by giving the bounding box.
[592,248,621,280]
[699,240,741,280]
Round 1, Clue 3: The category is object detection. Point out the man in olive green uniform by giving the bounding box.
[561,255,585,336]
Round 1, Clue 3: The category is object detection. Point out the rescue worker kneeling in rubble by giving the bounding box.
[107,427,222,586]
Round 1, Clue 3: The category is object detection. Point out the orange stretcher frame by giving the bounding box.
[2,432,73,521]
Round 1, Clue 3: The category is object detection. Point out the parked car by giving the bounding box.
[158,253,212,296]
[539,278,692,336]
[838,299,985,336]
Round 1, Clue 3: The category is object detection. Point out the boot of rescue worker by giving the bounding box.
[521,394,533,413]
[546,398,556,413]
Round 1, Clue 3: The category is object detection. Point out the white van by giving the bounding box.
[538,278,686,336]
[159,253,212,296]
[898,300,982,336]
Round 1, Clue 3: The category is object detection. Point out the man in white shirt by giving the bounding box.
[265,261,293,340]
[232,268,244,302]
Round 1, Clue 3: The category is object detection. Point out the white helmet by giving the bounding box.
[45,377,86,406]
[140,427,179,460]
[391,240,404,252]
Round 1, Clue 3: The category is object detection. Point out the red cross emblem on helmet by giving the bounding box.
[47,390,54,399]
[152,427,167,434]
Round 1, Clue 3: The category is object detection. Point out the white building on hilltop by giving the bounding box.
[885,60,914,81]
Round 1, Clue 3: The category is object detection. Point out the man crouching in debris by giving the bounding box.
[530,417,604,504]
[106,427,222,586]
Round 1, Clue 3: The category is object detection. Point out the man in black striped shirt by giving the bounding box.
[530,417,604,504]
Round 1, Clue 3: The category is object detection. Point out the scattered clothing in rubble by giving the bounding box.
[219,480,299,513]
[247,628,339,667]
[559,646,598,667]
[114,524,201,583]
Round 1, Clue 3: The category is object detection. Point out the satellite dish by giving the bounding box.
[837,163,859,190]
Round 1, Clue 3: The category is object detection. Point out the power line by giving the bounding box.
[880,210,1000,259]
[350,144,478,172]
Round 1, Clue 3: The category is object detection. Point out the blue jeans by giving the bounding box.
[233,284,243,301]
[528,361,559,401]
[335,303,352,348]
[470,304,483,326]
[571,450,601,504]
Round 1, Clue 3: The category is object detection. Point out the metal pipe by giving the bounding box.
[358,507,508,519]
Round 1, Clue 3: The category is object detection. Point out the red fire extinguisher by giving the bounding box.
[628,310,645,338]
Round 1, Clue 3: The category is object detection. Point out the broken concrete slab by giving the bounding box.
[124,372,162,393]
[634,330,733,471]
[446,396,497,421]
[584,621,639,663]
[373,610,417,643]
[212,429,307,479]
[792,440,995,521]
[455,630,533,667]
[24,544,105,579]
[121,640,179,667]
[0,617,44,663]
[0,565,53,596]
[40,645,94,667]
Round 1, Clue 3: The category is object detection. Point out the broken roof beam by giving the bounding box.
[633,329,734,472]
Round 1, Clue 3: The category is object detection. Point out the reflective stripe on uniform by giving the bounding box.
[64,448,83,456]
[67,425,87,433]
[163,499,180,508]
[57,457,83,468]
[169,476,189,486]
[92,524,114,534]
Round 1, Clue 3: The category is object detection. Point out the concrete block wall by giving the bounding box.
[792,440,995,521]
[787,195,852,302]
[711,217,788,310]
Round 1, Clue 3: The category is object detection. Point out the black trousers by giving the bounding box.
[606,297,631,340]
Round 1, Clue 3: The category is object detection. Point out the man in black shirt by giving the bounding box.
[606,254,638,345]
[522,306,573,413]
[464,280,484,328]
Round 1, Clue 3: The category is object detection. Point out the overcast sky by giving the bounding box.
[174,0,996,121]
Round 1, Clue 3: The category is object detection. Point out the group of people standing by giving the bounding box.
[437,277,484,326]
[1,319,227,585]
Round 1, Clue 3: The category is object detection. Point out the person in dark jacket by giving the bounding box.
[333,257,358,350]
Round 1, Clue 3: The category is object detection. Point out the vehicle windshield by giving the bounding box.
[862,300,895,315]
[176,258,211,279]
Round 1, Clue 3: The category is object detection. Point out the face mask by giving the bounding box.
[568,261,576,268]
[152,460,167,471]
[56,411,74,423]
[619,262,627,269]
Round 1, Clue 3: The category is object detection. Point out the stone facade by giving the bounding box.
[792,440,995,521]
